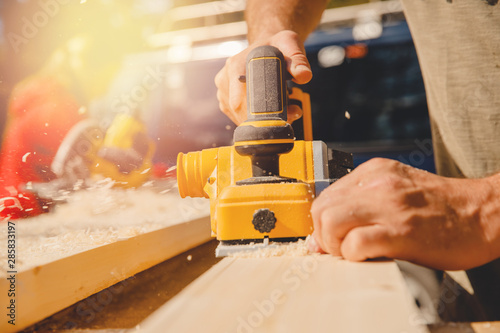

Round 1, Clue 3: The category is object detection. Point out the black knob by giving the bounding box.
[252,208,277,233]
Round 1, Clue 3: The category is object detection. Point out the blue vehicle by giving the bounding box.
[298,19,434,172]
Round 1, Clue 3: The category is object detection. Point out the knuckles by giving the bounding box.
[319,208,336,228]
[341,232,368,260]
[321,230,341,255]
[376,174,408,191]
[357,157,399,172]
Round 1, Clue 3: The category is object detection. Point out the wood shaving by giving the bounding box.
[229,236,315,258]
[0,184,209,276]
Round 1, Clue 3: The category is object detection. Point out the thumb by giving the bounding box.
[289,55,312,85]
[271,31,312,84]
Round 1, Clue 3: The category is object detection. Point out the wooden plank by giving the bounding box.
[1,187,210,275]
[140,256,429,333]
[429,322,500,333]
[27,240,222,332]
[0,216,211,333]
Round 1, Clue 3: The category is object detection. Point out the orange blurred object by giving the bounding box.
[345,43,368,59]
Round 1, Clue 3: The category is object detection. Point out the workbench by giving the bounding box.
[21,240,500,333]
[1,186,499,333]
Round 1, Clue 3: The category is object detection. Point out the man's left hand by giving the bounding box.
[309,158,500,270]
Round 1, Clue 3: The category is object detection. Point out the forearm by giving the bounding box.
[246,0,328,44]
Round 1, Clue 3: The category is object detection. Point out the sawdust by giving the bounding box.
[228,236,314,258]
[0,181,209,276]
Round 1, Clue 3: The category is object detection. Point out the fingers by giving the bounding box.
[228,74,247,124]
[310,179,361,233]
[312,205,374,255]
[215,60,246,125]
[309,212,398,262]
[287,105,303,123]
[271,31,312,84]
[307,233,326,254]
[340,225,394,262]
[215,30,312,125]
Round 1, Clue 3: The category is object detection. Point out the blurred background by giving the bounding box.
[0,0,434,171]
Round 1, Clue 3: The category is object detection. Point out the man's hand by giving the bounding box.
[309,158,500,271]
[214,30,312,125]
[215,0,327,124]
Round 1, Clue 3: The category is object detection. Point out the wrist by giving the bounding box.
[247,26,290,45]
[245,0,327,44]
[477,173,500,262]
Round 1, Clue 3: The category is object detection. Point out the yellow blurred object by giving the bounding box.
[90,114,155,188]
[51,113,155,189]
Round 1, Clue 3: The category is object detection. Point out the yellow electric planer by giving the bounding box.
[177,46,353,257]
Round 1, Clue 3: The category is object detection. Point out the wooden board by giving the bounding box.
[25,240,222,331]
[140,256,429,333]
[429,322,500,333]
[0,186,212,333]
[0,216,211,333]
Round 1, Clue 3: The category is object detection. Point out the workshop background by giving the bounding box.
[0,0,433,172]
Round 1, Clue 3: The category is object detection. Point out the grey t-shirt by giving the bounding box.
[402,0,500,179]
[401,0,500,320]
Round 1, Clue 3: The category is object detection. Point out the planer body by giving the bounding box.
[177,46,353,256]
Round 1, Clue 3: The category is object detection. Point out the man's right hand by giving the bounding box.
[214,30,313,125]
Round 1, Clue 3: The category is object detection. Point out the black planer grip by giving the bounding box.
[246,45,288,121]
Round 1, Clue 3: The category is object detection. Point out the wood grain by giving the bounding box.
[140,256,430,333]
[0,216,211,333]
